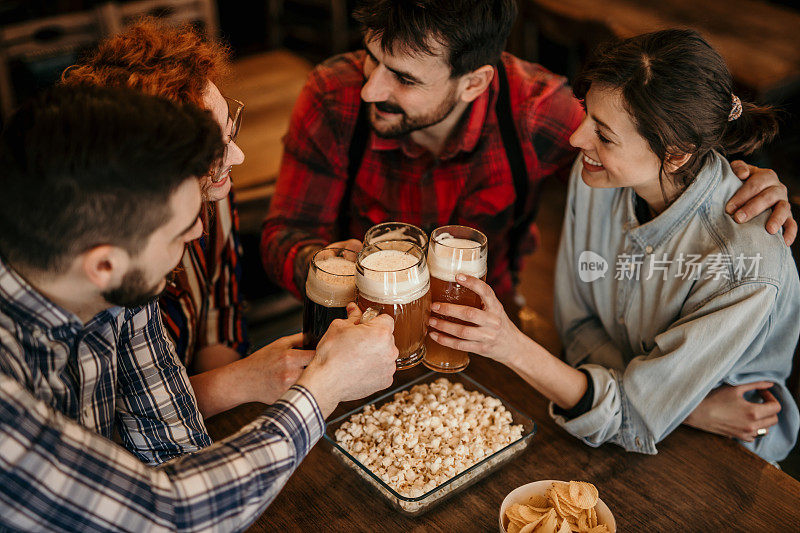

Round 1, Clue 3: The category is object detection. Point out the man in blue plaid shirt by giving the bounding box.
[0,86,399,531]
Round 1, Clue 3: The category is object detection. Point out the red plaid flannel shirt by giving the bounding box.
[262,51,584,299]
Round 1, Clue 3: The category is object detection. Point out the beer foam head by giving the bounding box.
[428,234,487,282]
[306,256,356,307]
[357,249,429,304]
[367,226,427,247]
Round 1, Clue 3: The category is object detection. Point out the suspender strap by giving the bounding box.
[496,61,531,277]
[338,102,370,239]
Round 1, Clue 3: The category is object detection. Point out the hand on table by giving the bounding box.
[684,381,782,442]
[727,161,796,246]
[427,274,525,366]
[298,303,398,417]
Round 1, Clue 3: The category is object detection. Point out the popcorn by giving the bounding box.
[335,378,524,498]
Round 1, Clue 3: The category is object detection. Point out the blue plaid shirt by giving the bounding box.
[0,257,325,531]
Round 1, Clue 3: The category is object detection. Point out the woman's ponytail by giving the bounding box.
[722,101,779,156]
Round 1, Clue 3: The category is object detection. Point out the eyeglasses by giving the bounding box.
[210,96,244,184]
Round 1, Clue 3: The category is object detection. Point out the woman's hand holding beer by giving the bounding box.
[298,303,399,418]
[427,274,526,365]
[428,275,591,411]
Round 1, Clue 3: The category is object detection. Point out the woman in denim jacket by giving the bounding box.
[428,29,799,462]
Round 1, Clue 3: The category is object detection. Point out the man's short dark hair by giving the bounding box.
[0,85,223,273]
[353,0,518,77]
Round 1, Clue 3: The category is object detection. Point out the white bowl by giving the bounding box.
[499,480,616,533]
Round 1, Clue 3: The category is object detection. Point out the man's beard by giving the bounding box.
[369,89,460,139]
[102,267,167,308]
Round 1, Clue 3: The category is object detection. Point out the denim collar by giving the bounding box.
[624,152,722,252]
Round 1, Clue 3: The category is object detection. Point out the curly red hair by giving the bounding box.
[62,18,230,108]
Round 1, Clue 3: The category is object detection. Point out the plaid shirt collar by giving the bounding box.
[0,256,121,335]
[370,66,497,160]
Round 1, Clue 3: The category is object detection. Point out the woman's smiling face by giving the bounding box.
[569,85,663,191]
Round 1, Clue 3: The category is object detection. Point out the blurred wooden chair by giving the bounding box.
[267,0,354,55]
[0,9,104,119]
[517,0,614,80]
[98,0,219,38]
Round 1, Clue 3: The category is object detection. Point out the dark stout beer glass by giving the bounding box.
[302,248,357,349]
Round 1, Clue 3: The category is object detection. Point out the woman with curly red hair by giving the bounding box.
[64,19,313,417]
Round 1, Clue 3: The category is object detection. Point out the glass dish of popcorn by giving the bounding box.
[324,372,537,515]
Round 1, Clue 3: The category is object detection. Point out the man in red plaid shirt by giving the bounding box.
[262,0,795,303]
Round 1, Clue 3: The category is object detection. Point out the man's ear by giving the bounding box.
[80,245,130,291]
[458,65,495,104]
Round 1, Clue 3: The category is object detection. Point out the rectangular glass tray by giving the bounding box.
[323,371,537,516]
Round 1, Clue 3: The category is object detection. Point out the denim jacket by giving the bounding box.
[552,152,800,462]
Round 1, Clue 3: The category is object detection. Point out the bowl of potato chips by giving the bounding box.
[499,480,615,533]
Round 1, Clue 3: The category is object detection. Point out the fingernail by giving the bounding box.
[457,274,466,282]
[735,212,747,223]
[768,224,777,234]
[725,203,734,214]
[429,318,438,326]
[431,303,440,311]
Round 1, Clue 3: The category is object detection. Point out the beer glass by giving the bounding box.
[356,240,431,369]
[303,248,357,349]
[363,222,429,253]
[423,225,488,372]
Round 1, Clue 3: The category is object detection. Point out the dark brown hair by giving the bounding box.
[353,0,517,77]
[0,86,223,273]
[574,29,778,195]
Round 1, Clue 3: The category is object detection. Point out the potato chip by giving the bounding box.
[508,517,528,530]
[548,487,582,523]
[556,518,572,533]
[536,509,559,533]
[519,505,546,523]
[528,493,549,508]
[553,482,572,503]
[507,521,523,533]
[547,488,568,519]
[577,511,590,533]
[589,506,598,528]
[568,481,599,510]
[507,503,527,523]
[518,513,546,533]
[587,526,610,533]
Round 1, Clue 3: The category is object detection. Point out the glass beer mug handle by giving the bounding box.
[359,307,381,324]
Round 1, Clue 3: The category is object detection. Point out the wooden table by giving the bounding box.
[523,0,800,103]
[206,356,800,531]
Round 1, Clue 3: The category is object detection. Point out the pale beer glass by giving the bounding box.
[423,225,488,372]
[356,241,431,369]
[363,222,429,253]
